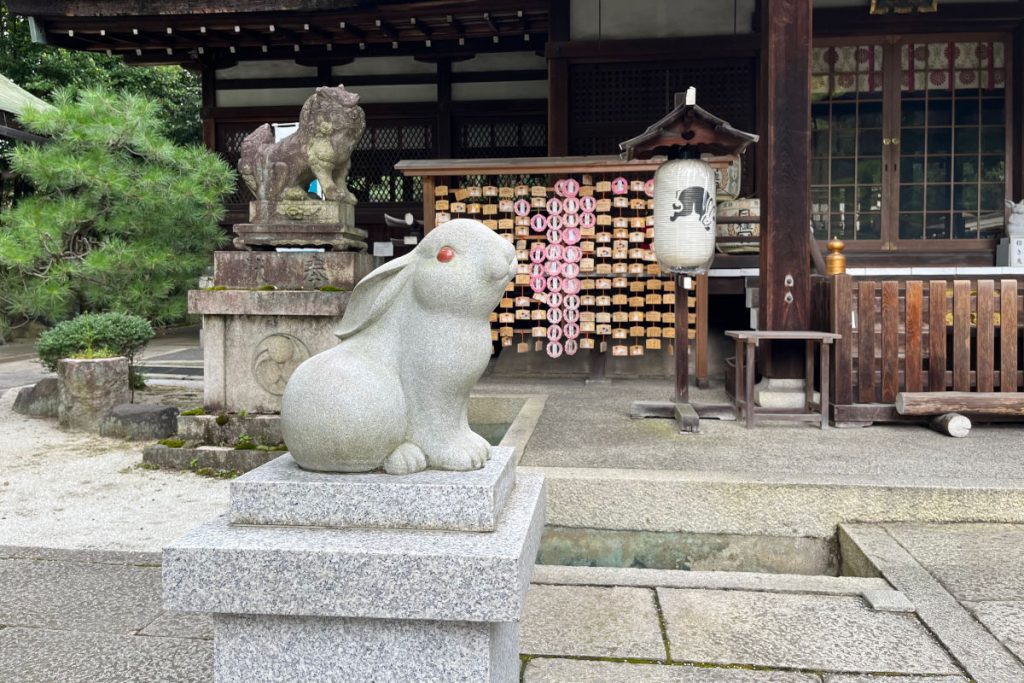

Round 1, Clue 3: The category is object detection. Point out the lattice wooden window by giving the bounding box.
[568,59,757,196]
[453,117,547,159]
[349,121,434,204]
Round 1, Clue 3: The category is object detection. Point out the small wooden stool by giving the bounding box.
[725,330,841,428]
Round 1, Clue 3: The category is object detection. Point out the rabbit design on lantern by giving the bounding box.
[280,219,518,474]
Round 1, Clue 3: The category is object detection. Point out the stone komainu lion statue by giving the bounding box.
[238,85,366,203]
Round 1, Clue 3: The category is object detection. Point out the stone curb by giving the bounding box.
[531,565,905,610]
[839,523,1024,682]
[142,444,283,473]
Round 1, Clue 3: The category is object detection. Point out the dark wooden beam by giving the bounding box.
[410,17,432,37]
[375,19,400,42]
[757,0,812,378]
[547,34,760,62]
[546,0,569,156]
[200,58,217,151]
[437,58,453,159]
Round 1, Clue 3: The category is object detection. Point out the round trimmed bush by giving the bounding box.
[37,312,154,372]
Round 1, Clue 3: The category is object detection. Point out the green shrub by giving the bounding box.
[37,312,154,371]
[179,407,205,416]
[234,434,255,450]
[158,438,184,448]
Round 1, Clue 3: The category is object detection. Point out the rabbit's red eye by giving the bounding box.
[437,247,455,263]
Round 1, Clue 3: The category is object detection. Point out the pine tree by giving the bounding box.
[0,87,234,331]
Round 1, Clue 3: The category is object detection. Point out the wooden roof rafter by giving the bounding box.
[12,0,550,65]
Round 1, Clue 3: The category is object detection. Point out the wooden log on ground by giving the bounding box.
[896,392,1024,416]
[928,413,971,438]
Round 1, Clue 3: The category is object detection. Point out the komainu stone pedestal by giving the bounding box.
[163,447,544,682]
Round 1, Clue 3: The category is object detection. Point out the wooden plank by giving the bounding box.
[953,280,972,392]
[1002,279,1019,392]
[858,281,876,404]
[675,273,690,404]
[421,176,436,234]
[832,274,853,405]
[881,281,899,402]
[757,0,812,379]
[395,155,664,177]
[929,280,947,391]
[695,274,710,388]
[897,391,1024,416]
[904,281,923,393]
[977,280,995,392]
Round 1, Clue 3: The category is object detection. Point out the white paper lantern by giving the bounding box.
[653,158,717,274]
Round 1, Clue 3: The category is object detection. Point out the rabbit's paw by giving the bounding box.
[384,442,427,475]
[424,430,490,471]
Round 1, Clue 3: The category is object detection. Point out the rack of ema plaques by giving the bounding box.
[395,156,740,385]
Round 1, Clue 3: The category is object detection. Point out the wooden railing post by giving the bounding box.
[831,273,853,405]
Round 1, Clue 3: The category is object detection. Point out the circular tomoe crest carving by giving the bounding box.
[252,333,310,395]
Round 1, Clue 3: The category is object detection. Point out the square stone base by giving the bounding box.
[213,614,519,683]
[188,290,353,413]
[997,237,1024,267]
[230,447,517,531]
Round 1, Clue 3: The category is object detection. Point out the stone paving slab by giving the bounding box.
[137,610,213,640]
[883,523,1024,601]
[523,658,822,682]
[964,600,1024,661]
[823,676,967,682]
[0,559,162,634]
[657,588,958,675]
[0,627,212,683]
[520,584,666,660]
[840,524,1024,683]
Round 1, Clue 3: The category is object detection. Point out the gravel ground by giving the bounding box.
[0,384,228,553]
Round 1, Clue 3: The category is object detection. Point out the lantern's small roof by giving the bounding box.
[619,88,758,160]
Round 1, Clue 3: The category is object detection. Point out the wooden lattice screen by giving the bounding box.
[568,58,757,196]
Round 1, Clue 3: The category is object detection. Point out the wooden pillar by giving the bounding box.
[199,60,216,151]
[757,0,812,377]
[546,0,570,156]
[437,59,453,159]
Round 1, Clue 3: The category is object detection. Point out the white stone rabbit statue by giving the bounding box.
[280,219,517,474]
[1006,199,1024,237]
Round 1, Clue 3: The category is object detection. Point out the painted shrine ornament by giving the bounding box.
[580,212,596,229]
[547,228,563,244]
[546,340,563,358]
[580,195,597,212]
[564,227,581,245]
[554,179,567,197]
[514,199,531,216]
[563,197,580,214]
[564,338,579,356]
[548,214,563,230]
[530,244,547,263]
[547,292,563,307]
[653,158,717,274]
[562,213,579,229]
[563,178,580,197]
[546,197,563,215]
[564,245,582,262]
[562,278,581,295]
[530,275,546,293]
[530,214,547,233]
[644,179,655,197]
[611,177,630,195]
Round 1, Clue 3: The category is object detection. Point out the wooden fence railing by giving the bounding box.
[815,274,1024,424]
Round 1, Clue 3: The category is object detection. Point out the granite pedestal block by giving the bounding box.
[163,448,544,682]
[212,251,376,290]
[249,199,355,226]
[188,290,353,413]
[230,447,517,531]
[232,223,368,252]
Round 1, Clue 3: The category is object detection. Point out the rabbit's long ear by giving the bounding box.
[334,251,415,339]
